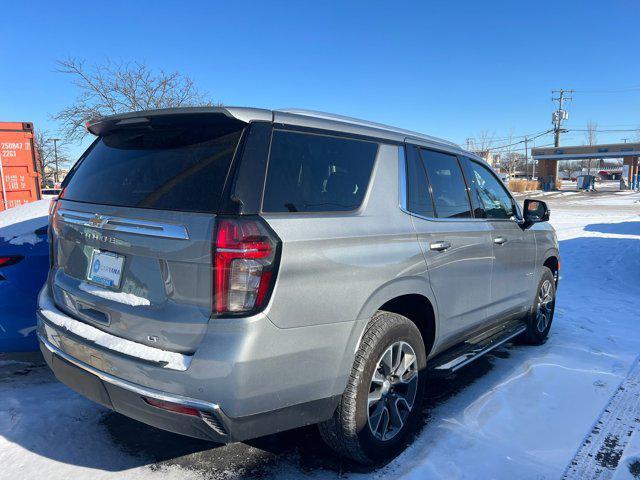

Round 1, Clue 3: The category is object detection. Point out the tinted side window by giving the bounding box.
[466,160,515,219]
[262,130,378,213]
[405,145,435,217]
[420,149,472,218]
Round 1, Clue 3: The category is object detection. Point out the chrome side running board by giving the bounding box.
[429,321,527,375]
[57,209,189,240]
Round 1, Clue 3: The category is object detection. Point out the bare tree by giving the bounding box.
[585,120,598,146]
[500,129,519,176]
[34,130,70,187]
[466,130,495,164]
[559,160,581,179]
[53,57,214,141]
[584,120,598,174]
[502,152,526,177]
[469,130,495,152]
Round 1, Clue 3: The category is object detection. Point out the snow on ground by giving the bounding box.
[1,191,639,479]
[0,199,50,245]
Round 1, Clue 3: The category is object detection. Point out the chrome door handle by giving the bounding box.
[430,241,451,252]
[493,237,508,245]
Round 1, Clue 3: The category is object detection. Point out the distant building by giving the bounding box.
[471,149,499,167]
[43,166,69,187]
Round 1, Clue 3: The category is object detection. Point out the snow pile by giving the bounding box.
[38,290,190,371]
[0,199,50,245]
[79,282,151,307]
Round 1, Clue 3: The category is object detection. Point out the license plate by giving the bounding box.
[87,250,125,289]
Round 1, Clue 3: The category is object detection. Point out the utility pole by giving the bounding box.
[622,138,630,143]
[551,89,574,147]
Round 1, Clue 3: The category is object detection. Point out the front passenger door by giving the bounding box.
[405,146,494,349]
[462,158,537,324]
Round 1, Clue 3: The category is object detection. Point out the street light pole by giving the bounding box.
[524,136,529,180]
[49,138,61,184]
[531,137,536,181]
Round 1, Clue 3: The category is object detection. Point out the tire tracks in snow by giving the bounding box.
[563,357,640,479]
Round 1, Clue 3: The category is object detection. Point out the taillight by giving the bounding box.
[48,187,64,218]
[49,191,64,236]
[213,217,280,315]
[0,255,24,268]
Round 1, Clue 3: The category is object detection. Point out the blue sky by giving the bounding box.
[1,0,639,160]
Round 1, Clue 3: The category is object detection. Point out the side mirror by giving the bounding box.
[523,199,550,227]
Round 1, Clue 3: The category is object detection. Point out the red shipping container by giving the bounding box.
[0,122,42,211]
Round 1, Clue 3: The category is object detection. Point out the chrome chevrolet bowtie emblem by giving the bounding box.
[88,214,107,228]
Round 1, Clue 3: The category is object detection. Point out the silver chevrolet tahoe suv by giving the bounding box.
[38,107,559,464]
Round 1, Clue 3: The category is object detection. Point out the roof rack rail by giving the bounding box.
[276,108,460,148]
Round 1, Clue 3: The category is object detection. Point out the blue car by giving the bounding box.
[0,200,50,352]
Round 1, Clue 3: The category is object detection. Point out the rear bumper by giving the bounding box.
[39,333,230,441]
[36,284,348,442]
[39,332,340,443]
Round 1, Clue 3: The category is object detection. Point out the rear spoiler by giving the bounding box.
[85,107,272,136]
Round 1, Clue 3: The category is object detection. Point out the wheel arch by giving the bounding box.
[378,294,436,357]
[355,277,438,358]
[542,253,560,284]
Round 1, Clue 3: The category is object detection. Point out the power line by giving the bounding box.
[464,129,553,145]
[578,123,640,128]
[485,129,552,142]
[487,130,554,151]
[491,142,556,154]
[466,128,638,154]
[573,85,640,94]
[567,128,640,133]
[463,83,638,155]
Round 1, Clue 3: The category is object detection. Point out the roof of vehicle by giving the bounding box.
[86,106,466,153]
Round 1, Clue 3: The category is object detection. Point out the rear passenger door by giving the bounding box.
[462,158,537,323]
[404,145,493,348]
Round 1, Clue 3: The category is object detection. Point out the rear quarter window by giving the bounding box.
[406,145,435,217]
[420,149,472,219]
[262,130,378,213]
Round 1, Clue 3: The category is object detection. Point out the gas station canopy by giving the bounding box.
[531,142,640,189]
[532,143,640,161]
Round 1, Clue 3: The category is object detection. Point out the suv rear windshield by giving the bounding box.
[63,119,244,213]
[262,130,378,213]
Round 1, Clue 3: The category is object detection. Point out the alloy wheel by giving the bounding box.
[536,279,554,333]
[367,341,418,441]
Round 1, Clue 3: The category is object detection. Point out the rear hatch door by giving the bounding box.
[49,112,245,354]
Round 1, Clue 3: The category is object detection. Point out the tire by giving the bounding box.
[318,311,427,464]
[519,267,556,345]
